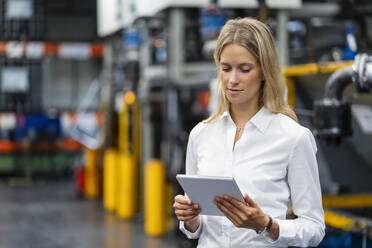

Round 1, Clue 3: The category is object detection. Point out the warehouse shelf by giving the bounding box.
[0,41,104,59]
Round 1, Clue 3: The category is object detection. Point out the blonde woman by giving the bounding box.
[173,17,325,247]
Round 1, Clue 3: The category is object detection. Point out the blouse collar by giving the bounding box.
[221,106,275,134]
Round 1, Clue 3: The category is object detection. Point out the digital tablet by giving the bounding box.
[176,174,245,216]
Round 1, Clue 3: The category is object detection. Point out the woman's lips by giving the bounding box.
[228,88,243,96]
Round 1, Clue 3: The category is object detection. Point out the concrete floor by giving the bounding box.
[0,179,192,248]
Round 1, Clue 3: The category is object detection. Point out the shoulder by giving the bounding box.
[189,122,208,141]
[274,113,308,137]
[189,119,221,142]
[274,113,317,152]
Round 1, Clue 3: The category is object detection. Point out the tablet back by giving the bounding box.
[176,174,245,216]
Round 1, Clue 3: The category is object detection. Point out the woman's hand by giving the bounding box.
[214,193,269,232]
[173,195,201,232]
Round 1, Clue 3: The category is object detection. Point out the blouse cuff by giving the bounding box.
[261,219,292,245]
[179,219,202,239]
[268,219,295,244]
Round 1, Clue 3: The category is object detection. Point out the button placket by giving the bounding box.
[225,125,234,177]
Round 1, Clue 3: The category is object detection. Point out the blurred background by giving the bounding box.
[0,0,372,247]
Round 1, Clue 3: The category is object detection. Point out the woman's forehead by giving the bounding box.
[220,43,258,65]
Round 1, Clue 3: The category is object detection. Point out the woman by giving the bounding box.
[173,17,325,247]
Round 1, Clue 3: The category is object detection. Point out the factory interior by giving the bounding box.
[0,0,372,247]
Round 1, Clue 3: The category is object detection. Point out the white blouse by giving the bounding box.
[179,107,325,248]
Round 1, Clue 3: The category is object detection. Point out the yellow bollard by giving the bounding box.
[116,152,138,219]
[145,159,166,236]
[85,148,100,199]
[103,149,118,211]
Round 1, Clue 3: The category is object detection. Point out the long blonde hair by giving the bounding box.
[204,17,297,123]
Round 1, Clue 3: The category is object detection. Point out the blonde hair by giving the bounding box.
[204,17,297,123]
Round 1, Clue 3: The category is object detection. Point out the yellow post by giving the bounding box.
[284,76,295,108]
[116,152,138,219]
[145,159,166,236]
[115,91,141,219]
[103,148,118,211]
[85,148,100,199]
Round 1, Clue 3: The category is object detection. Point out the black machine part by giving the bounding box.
[313,99,352,145]
[313,53,372,145]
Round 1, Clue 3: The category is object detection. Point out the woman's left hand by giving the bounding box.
[214,193,269,232]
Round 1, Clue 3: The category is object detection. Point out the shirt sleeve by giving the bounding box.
[179,217,203,239]
[266,128,325,247]
[178,125,203,239]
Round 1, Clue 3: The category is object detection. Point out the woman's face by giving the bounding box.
[220,43,263,109]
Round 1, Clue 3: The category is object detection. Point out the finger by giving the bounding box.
[214,199,242,226]
[173,202,198,210]
[175,208,200,216]
[223,194,249,212]
[216,196,246,221]
[174,195,192,205]
[174,195,200,210]
[243,193,258,208]
[217,196,244,213]
[177,214,199,221]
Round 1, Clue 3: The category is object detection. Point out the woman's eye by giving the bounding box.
[241,68,251,73]
[222,67,231,72]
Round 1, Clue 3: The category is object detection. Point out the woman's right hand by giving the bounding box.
[173,195,201,232]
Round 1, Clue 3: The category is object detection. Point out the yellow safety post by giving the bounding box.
[116,91,140,219]
[145,159,166,236]
[85,148,100,199]
[116,152,138,219]
[103,148,118,211]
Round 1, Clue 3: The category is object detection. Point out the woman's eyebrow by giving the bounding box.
[220,62,254,67]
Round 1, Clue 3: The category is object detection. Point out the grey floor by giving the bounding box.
[0,179,190,248]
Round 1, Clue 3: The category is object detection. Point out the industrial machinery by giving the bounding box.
[308,54,372,247]
[313,53,372,145]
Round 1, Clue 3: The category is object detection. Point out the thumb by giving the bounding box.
[244,193,258,208]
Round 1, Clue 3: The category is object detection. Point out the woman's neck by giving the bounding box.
[230,103,260,127]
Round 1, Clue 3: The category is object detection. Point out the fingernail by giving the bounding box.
[194,204,199,208]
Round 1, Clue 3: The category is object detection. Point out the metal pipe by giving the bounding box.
[324,66,354,100]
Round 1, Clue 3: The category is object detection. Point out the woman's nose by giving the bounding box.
[229,71,239,85]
